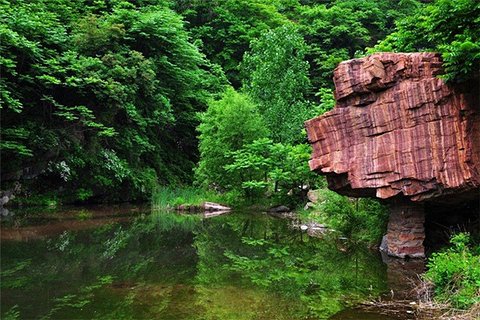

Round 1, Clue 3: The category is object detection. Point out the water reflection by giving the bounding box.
[1,208,409,319]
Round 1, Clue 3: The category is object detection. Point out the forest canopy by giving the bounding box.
[1,0,478,202]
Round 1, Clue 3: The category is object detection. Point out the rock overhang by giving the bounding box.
[305,52,480,204]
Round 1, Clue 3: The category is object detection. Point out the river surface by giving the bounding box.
[1,206,422,319]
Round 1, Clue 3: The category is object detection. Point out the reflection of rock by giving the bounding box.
[268,205,290,213]
[203,210,230,218]
[0,188,18,206]
[381,253,426,301]
[267,211,296,219]
[176,202,231,212]
[292,221,329,238]
[0,189,17,218]
[267,206,296,219]
[331,255,426,319]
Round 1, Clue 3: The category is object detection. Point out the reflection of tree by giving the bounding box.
[193,212,388,319]
[1,211,202,319]
[2,211,389,320]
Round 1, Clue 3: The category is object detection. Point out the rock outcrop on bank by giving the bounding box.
[305,52,480,258]
[175,202,231,213]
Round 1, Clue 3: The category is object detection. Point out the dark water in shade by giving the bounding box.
[1,206,420,319]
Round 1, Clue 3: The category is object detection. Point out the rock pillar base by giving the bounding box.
[386,200,425,258]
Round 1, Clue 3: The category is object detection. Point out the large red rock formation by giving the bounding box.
[306,52,480,203]
[305,52,480,258]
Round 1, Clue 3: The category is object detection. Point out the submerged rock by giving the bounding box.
[203,210,230,218]
[267,205,295,219]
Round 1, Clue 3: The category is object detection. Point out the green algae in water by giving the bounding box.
[1,209,389,319]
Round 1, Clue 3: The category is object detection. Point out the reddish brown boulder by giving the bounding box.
[305,52,480,258]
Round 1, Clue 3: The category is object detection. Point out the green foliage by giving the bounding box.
[0,260,32,289]
[221,233,387,318]
[225,138,317,203]
[174,0,289,86]
[307,189,388,244]
[10,193,59,208]
[1,0,455,206]
[314,88,335,115]
[425,233,480,309]
[1,208,390,319]
[373,0,480,82]
[296,0,420,90]
[76,210,93,220]
[242,25,312,144]
[0,0,224,202]
[2,305,20,320]
[195,88,269,190]
[152,185,226,209]
[39,275,115,320]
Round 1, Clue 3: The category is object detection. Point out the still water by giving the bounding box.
[1,206,419,319]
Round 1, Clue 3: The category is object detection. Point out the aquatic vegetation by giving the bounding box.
[152,186,226,210]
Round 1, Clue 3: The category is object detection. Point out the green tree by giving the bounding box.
[195,88,268,190]
[242,25,312,144]
[225,138,316,202]
[296,0,421,90]
[174,0,289,86]
[0,0,224,202]
[372,0,480,82]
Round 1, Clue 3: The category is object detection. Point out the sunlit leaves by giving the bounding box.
[242,25,311,144]
[373,0,480,82]
[195,88,268,189]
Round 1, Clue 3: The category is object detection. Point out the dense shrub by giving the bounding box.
[425,233,480,309]
[308,189,389,245]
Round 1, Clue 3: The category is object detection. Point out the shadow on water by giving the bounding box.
[1,206,423,319]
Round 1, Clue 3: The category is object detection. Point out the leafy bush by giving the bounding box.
[425,233,480,309]
[225,138,318,203]
[308,189,388,244]
[195,88,269,190]
[152,186,227,210]
[0,0,224,203]
[372,0,480,83]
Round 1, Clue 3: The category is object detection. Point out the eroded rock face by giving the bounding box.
[305,52,480,258]
[305,52,480,202]
[386,200,425,258]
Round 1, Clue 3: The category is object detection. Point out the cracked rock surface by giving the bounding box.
[305,52,480,203]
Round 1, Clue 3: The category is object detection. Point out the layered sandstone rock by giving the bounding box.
[305,52,480,258]
[306,52,480,203]
[386,200,425,258]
